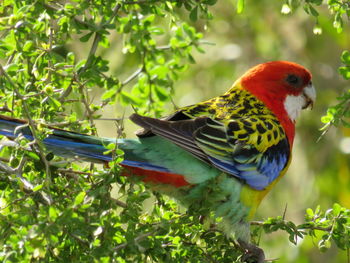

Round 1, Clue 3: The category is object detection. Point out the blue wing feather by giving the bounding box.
[209,138,289,190]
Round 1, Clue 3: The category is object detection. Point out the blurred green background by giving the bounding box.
[67,1,350,262]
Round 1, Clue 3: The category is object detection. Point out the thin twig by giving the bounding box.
[78,82,98,135]
[22,88,63,98]
[121,67,144,87]
[80,3,122,73]
[123,0,164,4]
[43,3,92,29]
[0,157,10,163]
[44,120,86,127]
[114,228,158,251]
[156,40,215,50]
[58,78,74,102]
[68,232,90,247]
[282,203,287,220]
[110,197,127,208]
[57,168,93,176]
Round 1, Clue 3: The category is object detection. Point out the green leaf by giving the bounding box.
[189,6,198,21]
[332,203,341,216]
[339,67,350,80]
[187,54,196,64]
[102,88,117,100]
[203,0,218,5]
[80,32,94,42]
[23,40,34,52]
[67,52,75,64]
[306,208,314,217]
[64,3,75,10]
[49,206,58,220]
[75,59,86,71]
[74,191,86,206]
[120,91,142,106]
[327,0,337,4]
[105,143,116,150]
[150,65,169,79]
[321,115,332,124]
[341,50,350,65]
[309,0,323,5]
[309,5,319,17]
[4,63,19,73]
[153,86,169,101]
[48,97,62,109]
[237,0,245,14]
[26,151,40,161]
[33,184,44,192]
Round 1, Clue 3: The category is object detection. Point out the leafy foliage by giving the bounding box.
[0,0,349,262]
[253,204,350,252]
[282,0,350,33]
[321,50,350,129]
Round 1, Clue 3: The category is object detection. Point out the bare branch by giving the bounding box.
[121,67,144,87]
[110,197,127,208]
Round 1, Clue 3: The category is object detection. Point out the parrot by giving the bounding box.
[0,61,315,261]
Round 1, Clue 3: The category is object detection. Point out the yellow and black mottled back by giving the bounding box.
[179,88,286,152]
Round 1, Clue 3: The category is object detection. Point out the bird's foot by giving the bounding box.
[237,239,265,263]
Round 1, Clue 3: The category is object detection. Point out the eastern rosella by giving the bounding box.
[0,61,315,259]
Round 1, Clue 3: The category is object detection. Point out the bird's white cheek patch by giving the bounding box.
[284,94,304,122]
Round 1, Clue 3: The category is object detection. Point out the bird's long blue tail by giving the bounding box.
[0,115,191,187]
[0,115,115,162]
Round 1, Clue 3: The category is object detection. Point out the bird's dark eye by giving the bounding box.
[286,74,301,87]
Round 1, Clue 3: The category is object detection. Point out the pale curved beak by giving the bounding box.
[302,82,316,110]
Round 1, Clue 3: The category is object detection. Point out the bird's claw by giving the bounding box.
[237,239,265,263]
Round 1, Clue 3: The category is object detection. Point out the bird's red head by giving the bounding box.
[238,61,316,146]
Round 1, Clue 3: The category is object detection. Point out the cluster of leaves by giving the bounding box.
[254,203,350,253]
[0,0,211,125]
[280,0,350,34]
[0,161,243,262]
[0,0,349,262]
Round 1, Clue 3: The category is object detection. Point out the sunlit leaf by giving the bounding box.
[236,0,245,14]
